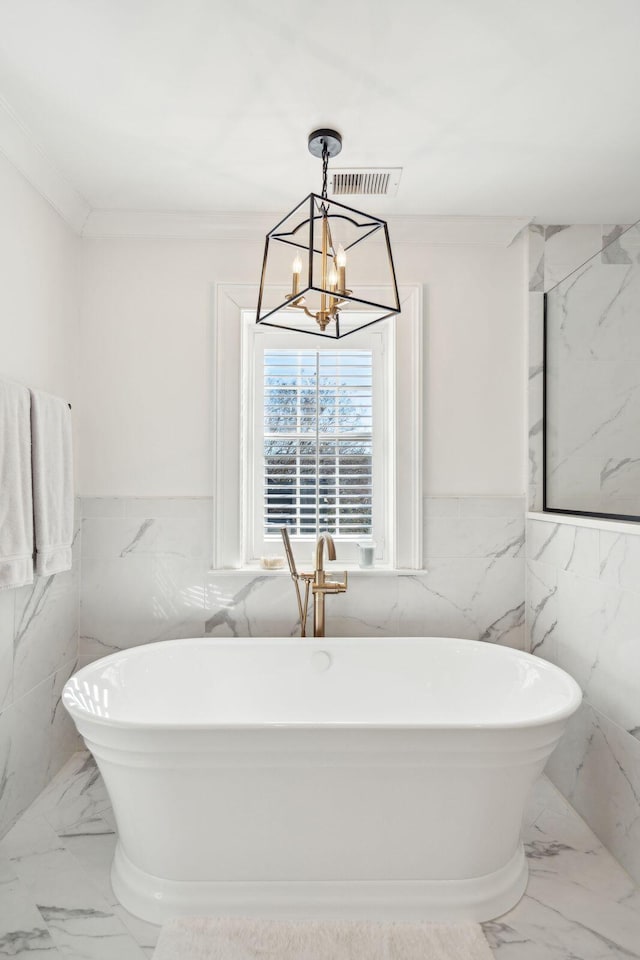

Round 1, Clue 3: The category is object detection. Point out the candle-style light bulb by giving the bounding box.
[292,254,302,296]
[336,244,347,293]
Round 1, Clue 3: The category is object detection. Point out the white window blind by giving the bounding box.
[263,349,374,539]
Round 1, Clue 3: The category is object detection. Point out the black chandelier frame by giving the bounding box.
[256,130,401,339]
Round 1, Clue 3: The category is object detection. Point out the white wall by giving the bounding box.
[0,151,81,835]
[79,236,526,496]
[0,152,79,403]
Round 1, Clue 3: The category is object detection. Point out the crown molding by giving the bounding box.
[82,210,277,241]
[383,215,531,246]
[0,95,90,233]
[83,209,531,246]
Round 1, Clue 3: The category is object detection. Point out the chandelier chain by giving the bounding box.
[321,141,329,200]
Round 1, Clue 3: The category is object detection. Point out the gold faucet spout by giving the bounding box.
[314,532,336,573]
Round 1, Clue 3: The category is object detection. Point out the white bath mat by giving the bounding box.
[152,916,494,960]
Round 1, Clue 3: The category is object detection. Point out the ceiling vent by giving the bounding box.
[329,167,402,198]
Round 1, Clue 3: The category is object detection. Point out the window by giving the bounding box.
[263,349,374,538]
[212,284,423,570]
[244,328,389,565]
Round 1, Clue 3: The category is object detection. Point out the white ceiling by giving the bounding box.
[1,0,640,224]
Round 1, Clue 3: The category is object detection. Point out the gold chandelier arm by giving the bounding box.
[286,299,330,324]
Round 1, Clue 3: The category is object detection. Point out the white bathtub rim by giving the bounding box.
[68,710,581,733]
[63,636,583,732]
[111,839,529,925]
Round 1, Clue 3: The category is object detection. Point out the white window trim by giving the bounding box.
[212,283,423,570]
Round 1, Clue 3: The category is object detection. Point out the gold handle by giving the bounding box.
[313,571,348,593]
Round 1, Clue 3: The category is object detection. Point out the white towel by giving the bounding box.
[30,389,74,576]
[0,379,34,589]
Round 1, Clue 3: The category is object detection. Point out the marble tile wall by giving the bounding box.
[528,222,636,512]
[527,516,640,883]
[528,222,640,885]
[0,501,81,838]
[546,224,640,514]
[78,494,526,663]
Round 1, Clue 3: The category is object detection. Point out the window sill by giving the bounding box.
[208,564,423,577]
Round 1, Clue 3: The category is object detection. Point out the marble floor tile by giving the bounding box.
[112,905,160,952]
[0,856,61,957]
[58,817,118,907]
[2,751,639,959]
[485,780,640,959]
[0,813,146,960]
[24,752,111,832]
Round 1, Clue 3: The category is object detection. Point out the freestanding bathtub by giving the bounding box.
[63,637,581,924]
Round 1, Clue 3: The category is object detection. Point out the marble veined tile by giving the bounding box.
[80,557,206,659]
[485,777,640,959]
[0,816,146,959]
[600,530,640,594]
[0,590,13,713]
[81,516,211,560]
[528,292,544,513]
[528,223,544,292]
[112,905,160,952]
[6,678,55,828]
[526,560,557,659]
[59,816,117,907]
[554,570,605,693]
[543,224,602,292]
[545,453,601,515]
[424,516,525,560]
[528,291,544,374]
[24,752,111,832]
[398,559,525,647]
[602,223,639,265]
[0,856,61,957]
[48,660,81,782]
[204,573,304,638]
[547,701,640,887]
[581,586,640,736]
[13,571,78,700]
[487,879,640,959]
[0,709,12,842]
[526,519,599,579]
[0,814,65,860]
[553,260,640,362]
[328,575,398,638]
[529,797,638,905]
[600,459,640,505]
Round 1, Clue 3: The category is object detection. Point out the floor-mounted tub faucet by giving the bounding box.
[280,528,348,637]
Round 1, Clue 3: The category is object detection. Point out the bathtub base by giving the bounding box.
[111,841,528,925]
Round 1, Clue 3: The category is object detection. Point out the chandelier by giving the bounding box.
[256,129,400,339]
